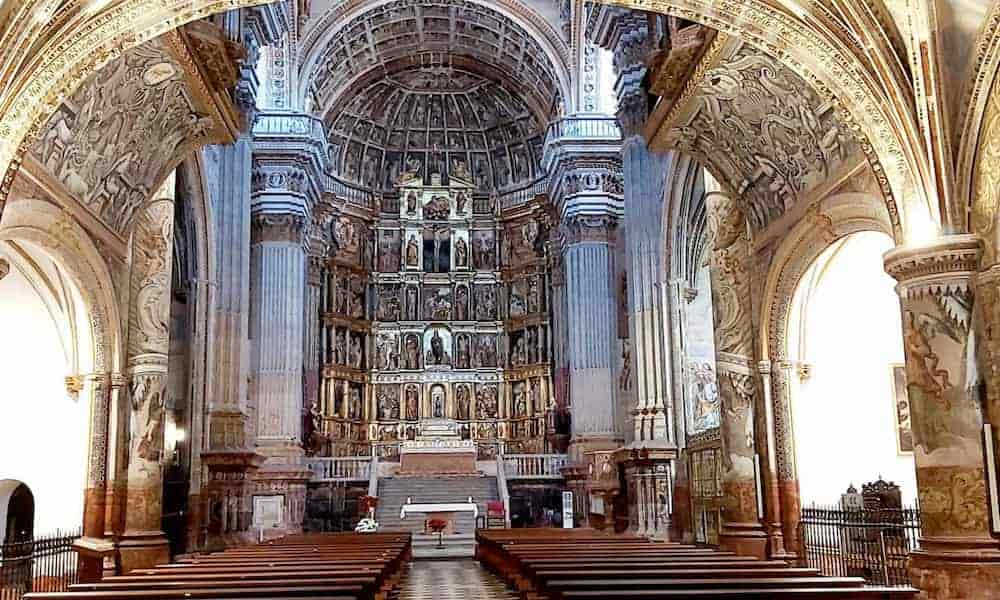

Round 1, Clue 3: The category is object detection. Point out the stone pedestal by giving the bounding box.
[615,447,677,539]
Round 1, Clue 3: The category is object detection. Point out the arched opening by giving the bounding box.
[0,480,35,545]
[786,231,916,505]
[0,242,93,536]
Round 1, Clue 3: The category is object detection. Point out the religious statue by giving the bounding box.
[405,385,419,421]
[455,192,469,215]
[377,387,398,421]
[476,384,499,419]
[406,235,420,267]
[476,286,496,320]
[452,159,472,183]
[514,383,528,417]
[350,335,364,369]
[456,334,471,369]
[455,285,469,321]
[406,191,418,215]
[349,387,362,420]
[379,233,400,271]
[350,278,366,319]
[406,286,419,320]
[476,335,497,368]
[431,385,446,419]
[426,329,451,366]
[456,385,471,421]
[424,195,450,220]
[455,236,469,268]
[531,379,543,412]
[334,330,347,365]
[404,334,421,370]
[376,335,391,370]
[510,281,528,318]
[526,329,537,364]
[474,234,495,270]
[511,335,527,367]
[527,277,541,313]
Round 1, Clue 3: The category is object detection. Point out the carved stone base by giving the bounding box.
[73,537,116,583]
[909,549,1000,599]
[719,523,768,559]
[117,531,170,573]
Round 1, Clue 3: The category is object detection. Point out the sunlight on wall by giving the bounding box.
[788,232,917,506]
[0,263,89,535]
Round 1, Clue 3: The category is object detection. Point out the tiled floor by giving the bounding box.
[392,559,518,599]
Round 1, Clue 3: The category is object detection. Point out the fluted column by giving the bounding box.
[564,215,623,457]
[303,253,324,443]
[118,193,176,572]
[884,235,1000,599]
[705,192,767,558]
[248,213,311,536]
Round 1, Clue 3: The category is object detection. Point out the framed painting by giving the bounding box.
[890,364,914,454]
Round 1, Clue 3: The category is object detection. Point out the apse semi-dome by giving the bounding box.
[327,65,546,193]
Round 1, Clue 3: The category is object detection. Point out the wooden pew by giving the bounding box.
[24,533,411,600]
[476,528,919,600]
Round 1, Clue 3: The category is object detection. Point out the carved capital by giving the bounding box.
[884,234,982,299]
[562,214,618,245]
[251,213,307,245]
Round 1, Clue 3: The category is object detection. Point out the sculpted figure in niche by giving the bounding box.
[456,384,471,421]
[424,287,453,320]
[531,378,543,413]
[404,334,421,370]
[514,383,528,417]
[350,335,364,369]
[377,386,399,421]
[406,235,420,267]
[336,277,349,314]
[349,387,362,420]
[405,385,419,421]
[476,286,496,320]
[377,286,402,321]
[509,280,528,318]
[527,277,541,313]
[350,278,366,319]
[474,233,495,270]
[526,329,537,364]
[426,330,452,366]
[406,286,419,321]
[379,233,400,272]
[476,384,499,419]
[456,334,471,369]
[455,236,469,268]
[431,385,446,419]
[406,192,418,215]
[455,191,469,213]
[334,330,347,365]
[476,335,498,368]
[511,335,527,367]
[455,285,470,321]
[425,195,450,220]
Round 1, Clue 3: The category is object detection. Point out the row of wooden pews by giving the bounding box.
[477,529,919,599]
[24,533,411,600]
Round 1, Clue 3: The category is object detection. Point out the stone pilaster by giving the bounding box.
[76,373,114,582]
[248,212,311,537]
[705,192,767,558]
[118,195,175,573]
[564,215,624,459]
[884,235,1000,599]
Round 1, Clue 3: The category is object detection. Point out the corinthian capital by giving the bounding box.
[562,214,618,245]
[251,213,307,245]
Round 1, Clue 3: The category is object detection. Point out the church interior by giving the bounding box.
[3,1,1000,598]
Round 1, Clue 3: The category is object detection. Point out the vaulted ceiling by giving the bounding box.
[328,65,545,192]
[301,0,569,123]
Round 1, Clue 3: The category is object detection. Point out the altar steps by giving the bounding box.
[375,475,498,558]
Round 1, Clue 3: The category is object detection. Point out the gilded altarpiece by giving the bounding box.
[318,173,555,459]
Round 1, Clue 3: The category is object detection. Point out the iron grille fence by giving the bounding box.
[0,530,80,600]
[799,505,920,587]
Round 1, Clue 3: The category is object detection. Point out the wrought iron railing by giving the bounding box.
[799,505,921,588]
[307,456,373,482]
[0,530,80,599]
[503,454,568,480]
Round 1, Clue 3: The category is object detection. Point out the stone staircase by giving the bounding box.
[375,474,499,558]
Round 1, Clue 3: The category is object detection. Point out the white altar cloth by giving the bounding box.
[399,502,479,520]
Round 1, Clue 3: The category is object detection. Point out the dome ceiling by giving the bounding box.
[328,65,545,193]
[304,0,567,125]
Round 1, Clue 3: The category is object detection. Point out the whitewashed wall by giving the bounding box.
[787,232,917,505]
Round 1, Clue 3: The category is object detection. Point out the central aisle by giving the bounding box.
[392,559,518,599]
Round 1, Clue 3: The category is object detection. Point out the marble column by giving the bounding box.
[118,196,175,573]
[249,212,311,536]
[885,235,1000,599]
[705,193,767,558]
[564,215,623,458]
